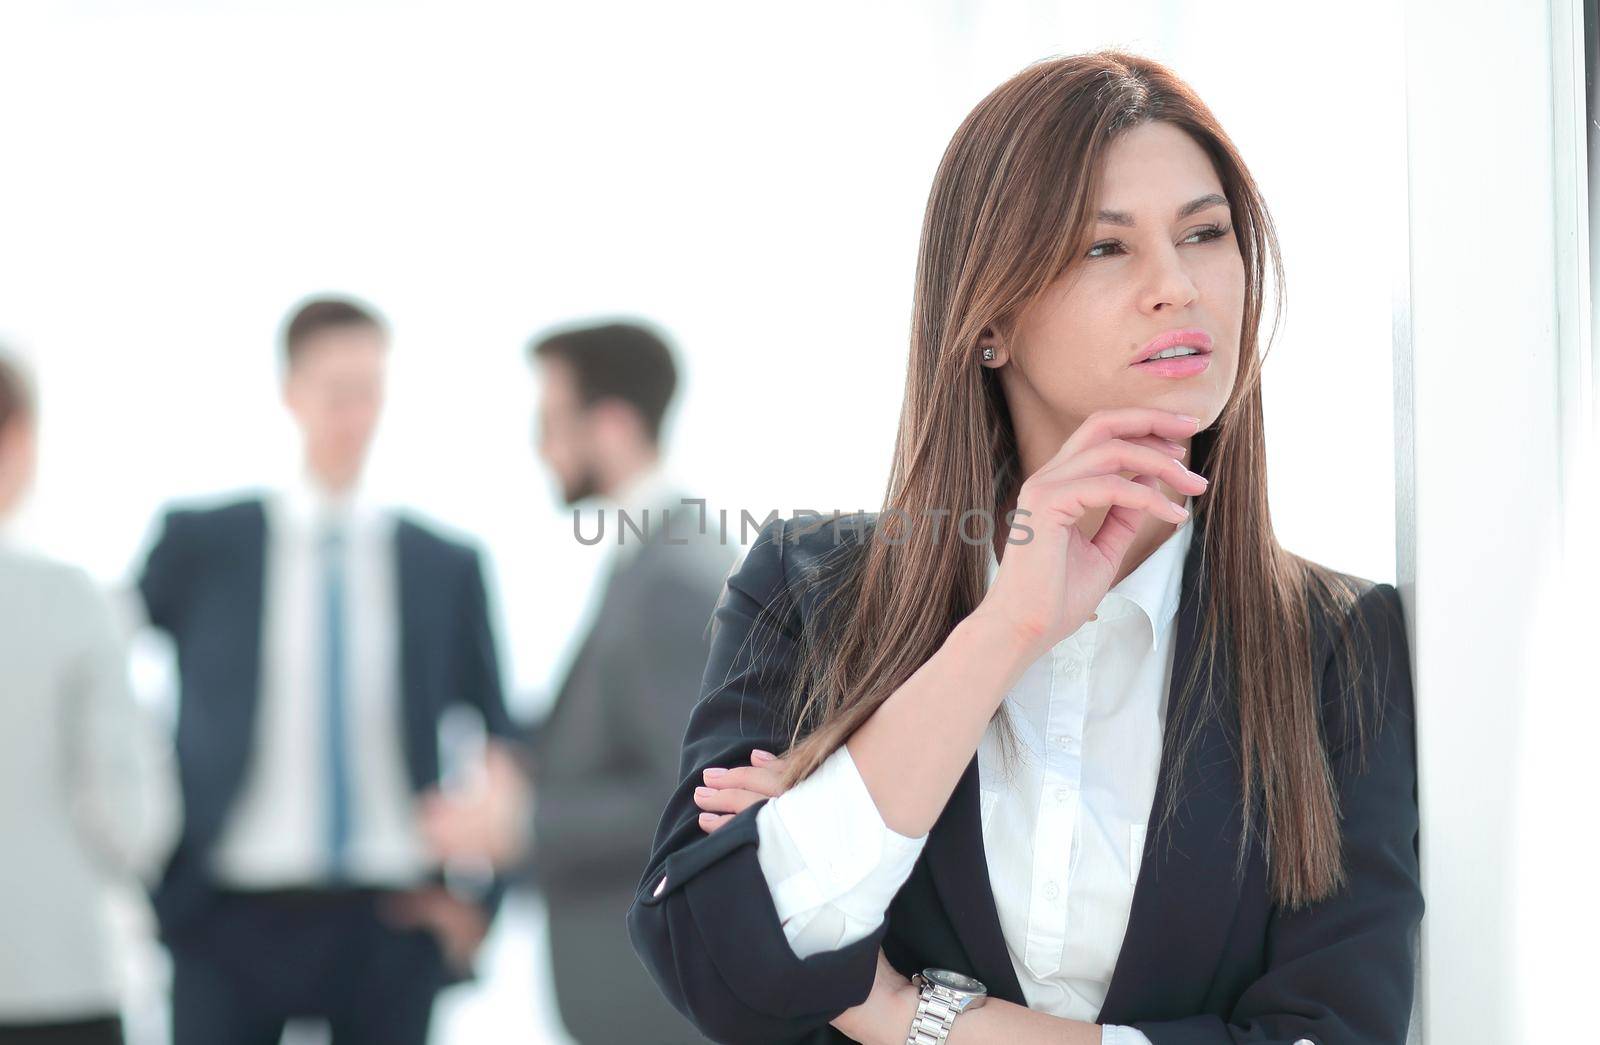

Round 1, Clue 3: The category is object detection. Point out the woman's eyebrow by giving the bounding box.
[1096,192,1230,227]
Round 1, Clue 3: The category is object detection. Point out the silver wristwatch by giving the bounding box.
[905,968,988,1044]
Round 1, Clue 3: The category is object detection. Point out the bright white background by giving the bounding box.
[1400,1,1596,1043]
[0,2,1439,1043]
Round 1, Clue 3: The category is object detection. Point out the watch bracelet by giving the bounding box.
[904,981,964,1045]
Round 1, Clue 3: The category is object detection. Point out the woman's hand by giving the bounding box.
[829,947,918,1044]
[977,406,1209,658]
[693,748,790,832]
[696,756,925,1042]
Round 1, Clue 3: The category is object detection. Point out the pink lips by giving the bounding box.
[1134,352,1211,378]
[1133,328,1213,364]
[1131,328,1213,378]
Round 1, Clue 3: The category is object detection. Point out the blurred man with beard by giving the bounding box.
[419,320,730,1044]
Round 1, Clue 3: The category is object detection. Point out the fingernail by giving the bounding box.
[1181,414,1203,427]
[695,786,714,798]
[751,749,775,763]
[1165,440,1187,455]
[698,812,715,821]
[703,767,727,778]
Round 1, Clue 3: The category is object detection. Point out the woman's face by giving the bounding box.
[984,120,1245,441]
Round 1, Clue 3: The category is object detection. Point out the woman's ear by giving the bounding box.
[977,326,1007,367]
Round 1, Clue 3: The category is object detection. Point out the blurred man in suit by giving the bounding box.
[420,321,731,1044]
[133,297,519,1045]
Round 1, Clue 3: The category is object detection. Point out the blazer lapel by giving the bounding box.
[393,519,436,792]
[1098,512,1244,1022]
[924,753,1029,1003]
[209,499,268,838]
[532,548,635,749]
[229,500,269,762]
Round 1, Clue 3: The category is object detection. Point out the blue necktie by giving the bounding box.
[321,524,353,879]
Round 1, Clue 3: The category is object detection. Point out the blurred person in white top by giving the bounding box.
[0,350,180,1045]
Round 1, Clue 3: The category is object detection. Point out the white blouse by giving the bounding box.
[752,497,1196,1045]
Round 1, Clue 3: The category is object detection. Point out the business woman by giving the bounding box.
[0,352,181,1045]
[627,50,1422,1045]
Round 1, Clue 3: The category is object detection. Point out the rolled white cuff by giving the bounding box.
[754,742,927,956]
[1100,1025,1155,1045]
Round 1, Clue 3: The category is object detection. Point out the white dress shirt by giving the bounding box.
[602,462,686,577]
[549,463,687,705]
[753,497,1196,1045]
[209,472,428,888]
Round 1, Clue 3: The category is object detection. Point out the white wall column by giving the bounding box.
[1399,1,1596,1041]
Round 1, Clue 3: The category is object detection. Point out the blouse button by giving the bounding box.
[1043,881,1060,900]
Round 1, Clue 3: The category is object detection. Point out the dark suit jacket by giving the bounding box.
[136,494,519,953]
[627,510,1423,1045]
[522,499,733,1044]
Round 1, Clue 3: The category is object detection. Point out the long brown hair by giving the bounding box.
[757,50,1383,910]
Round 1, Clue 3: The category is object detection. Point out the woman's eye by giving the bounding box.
[1085,224,1232,259]
[1188,223,1231,244]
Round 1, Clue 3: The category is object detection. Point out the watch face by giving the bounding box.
[925,968,986,995]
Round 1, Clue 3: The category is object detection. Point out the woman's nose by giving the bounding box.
[1141,248,1199,312]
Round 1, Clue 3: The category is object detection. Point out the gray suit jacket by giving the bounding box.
[524,498,734,1044]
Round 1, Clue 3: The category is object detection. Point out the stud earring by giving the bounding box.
[981,347,996,362]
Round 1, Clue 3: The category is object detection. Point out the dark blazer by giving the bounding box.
[136,495,519,949]
[522,499,733,1044]
[627,510,1423,1045]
